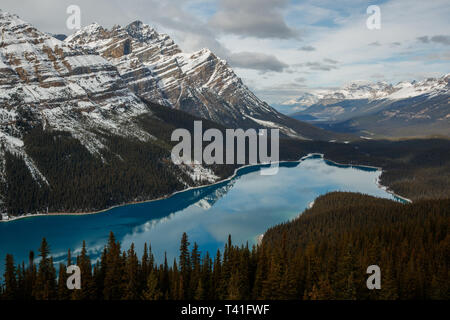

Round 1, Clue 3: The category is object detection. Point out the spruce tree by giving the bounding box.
[103,232,124,300]
[3,254,17,300]
[143,271,162,300]
[179,233,191,299]
[123,243,140,300]
[33,238,57,300]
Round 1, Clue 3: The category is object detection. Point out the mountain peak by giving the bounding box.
[82,22,103,33]
[127,20,144,28]
[65,22,105,45]
[64,19,320,138]
[0,10,151,167]
[0,10,27,29]
[125,20,158,41]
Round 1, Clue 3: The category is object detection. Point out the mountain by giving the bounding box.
[0,10,231,217]
[290,75,450,138]
[64,21,349,141]
[0,10,353,217]
[273,93,319,114]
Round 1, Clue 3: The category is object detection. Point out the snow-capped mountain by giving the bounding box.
[279,93,320,113]
[65,21,275,127]
[287,76,448,110]
[0,10,225,216]
[290,75,450,137]
[0,11,157,175]
[0,10,352,217]
[64,21,342,140]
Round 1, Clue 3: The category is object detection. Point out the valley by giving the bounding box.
[288,76,450,138]
[0,5,449,303]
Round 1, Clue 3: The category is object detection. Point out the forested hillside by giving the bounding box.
[0,101,239,217]
[3,120,449,216]
[1,193,448,300]
[278,138,450,200]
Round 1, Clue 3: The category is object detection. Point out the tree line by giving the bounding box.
[1,193,448,300]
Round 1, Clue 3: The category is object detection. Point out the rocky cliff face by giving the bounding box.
[65,21,327,138]
[0,11,155,158]
[0,10,223,217]
[0,10,351,216]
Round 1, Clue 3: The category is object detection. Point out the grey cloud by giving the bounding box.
[255,82,308,97]
[298,45,316,51]
[228,52,289,72]
[292,59,339,72]
[304,62,338,71]
[209,0,298,39]
[295,77,306,82]
[294,59,338,71]
[417,35,450,45]
[430,35,450,45]
[417,36,430,43]
[323,58,338,64]
[368,41,381,46]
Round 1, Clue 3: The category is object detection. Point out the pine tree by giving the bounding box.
[33,238,57,300]
[123,243,140,300]
[159,253,170,298]
[57,262,71,300]
[57,249,72,300]
[73,241,96,300]
[103,232,124,300]
[194,279,205,300]
[3,254,17,300]
[190,243,201,299]
[380,266,398,300]
[24,250,36,299]
[179,232,191,299]
[227,270,241,300]
[212,249,222,299]
[142,271,162,300]
[141,242,152,291]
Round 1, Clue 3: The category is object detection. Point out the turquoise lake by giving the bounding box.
[0,156,402,273]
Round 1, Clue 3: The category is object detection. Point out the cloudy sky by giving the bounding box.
[2,0,450,104]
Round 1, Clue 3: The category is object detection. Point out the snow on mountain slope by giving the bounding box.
[290,75,449,124]
[65,21,334,140]
[290,75,450,137]
[387,75,449,100]
[0,11,223,194]
[288,75,449,109]
[0,11,234,216]
[0,10,153,158]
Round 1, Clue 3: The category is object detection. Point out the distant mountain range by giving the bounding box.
[288,75,450,138]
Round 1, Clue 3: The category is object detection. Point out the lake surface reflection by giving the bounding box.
[0,156,399,272]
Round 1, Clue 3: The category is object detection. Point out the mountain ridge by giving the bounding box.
[288,75,450,137]
[0,10,352,217]
[64,20,350,141]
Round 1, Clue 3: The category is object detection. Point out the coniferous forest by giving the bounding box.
[1,193,448,300]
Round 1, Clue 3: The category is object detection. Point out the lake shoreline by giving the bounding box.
[0,153,411,223]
